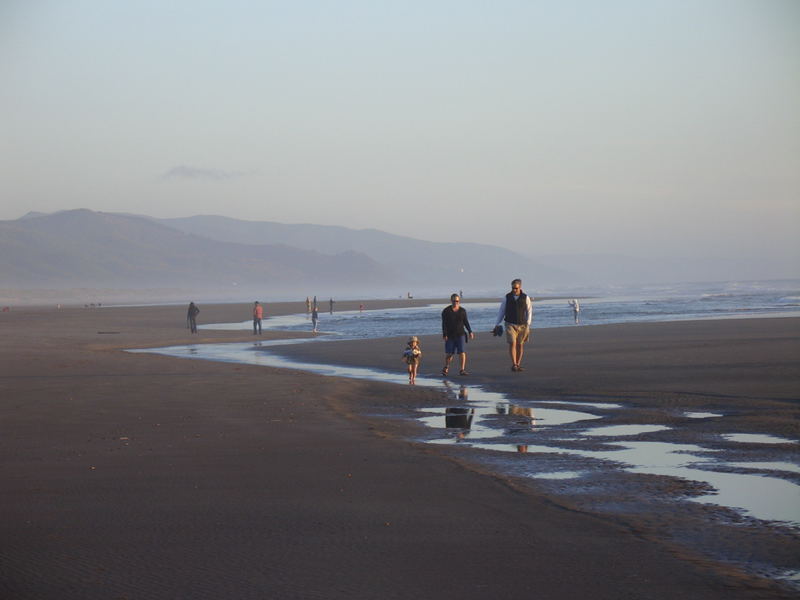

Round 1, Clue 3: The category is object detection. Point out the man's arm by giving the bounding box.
[463,310,473,336]
[495,299,506,327]
[526,296,533,326]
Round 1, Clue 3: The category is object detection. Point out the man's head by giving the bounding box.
[511,279,522,295]
[450,293,461,305]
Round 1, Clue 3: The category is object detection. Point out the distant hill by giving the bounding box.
[0,210,389,291]
[5,211,789,302]
[153,214,569,288]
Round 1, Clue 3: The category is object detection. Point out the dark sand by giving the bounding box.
[1,301,798,599]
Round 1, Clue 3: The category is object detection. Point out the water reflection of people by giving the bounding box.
[509,405,536,430]
[445,407,474,431]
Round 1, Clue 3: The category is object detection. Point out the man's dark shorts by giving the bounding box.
[445,336,466,354]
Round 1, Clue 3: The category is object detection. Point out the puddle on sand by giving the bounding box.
[533,400,623,410]
[420,410,800,525]
[685,412,723,419]
[722,433,798,445]
[581,424,671,437]
[532,471,584,480]
[723,462,800,475]
[129,341,800,528]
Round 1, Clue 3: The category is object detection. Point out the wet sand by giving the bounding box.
[1,301,798,599]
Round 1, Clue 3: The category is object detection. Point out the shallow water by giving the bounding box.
[201,281,800,341]
[580,424,671,437]
[130,338,800,528]
[722,433,797,445]
[685,412,723,419]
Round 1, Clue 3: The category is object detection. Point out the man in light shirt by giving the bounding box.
[494,279,533,372]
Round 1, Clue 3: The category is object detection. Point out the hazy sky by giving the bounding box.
[1,0,798,263]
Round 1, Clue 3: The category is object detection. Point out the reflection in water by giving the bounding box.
[128,340,800,528]
[445,407,474,429]
[445,408,474,440]
[581,424,670,437]
[722,433,797,445]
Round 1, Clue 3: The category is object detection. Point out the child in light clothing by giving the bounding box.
[403,336,422,385]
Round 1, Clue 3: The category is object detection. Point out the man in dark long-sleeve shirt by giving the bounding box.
[441,293,474,376]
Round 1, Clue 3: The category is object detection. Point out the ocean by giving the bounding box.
[204,279,800,340]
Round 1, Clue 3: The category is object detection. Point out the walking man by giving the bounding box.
[187,302,200,334]
[441,293,474,376]
[494,279,533,372]
[253,301,263,335]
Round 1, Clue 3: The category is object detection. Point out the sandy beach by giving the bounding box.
[1,300,798,599]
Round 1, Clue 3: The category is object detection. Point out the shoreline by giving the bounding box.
[1,302,798,598]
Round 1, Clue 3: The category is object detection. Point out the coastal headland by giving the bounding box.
[1,300,797,599]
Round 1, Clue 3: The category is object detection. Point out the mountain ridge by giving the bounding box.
[0,210,392,292]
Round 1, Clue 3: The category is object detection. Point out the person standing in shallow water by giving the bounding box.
[494,279,533,372]
[253,301,263,335]
[441,293,474,376]
[568,298,580,324]
[311,306,319,333]
[187,302,200,334]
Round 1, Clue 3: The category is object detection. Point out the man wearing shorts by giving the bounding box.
[494,279,533,372]
[441,293,474,376]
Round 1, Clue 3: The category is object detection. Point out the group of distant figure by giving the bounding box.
[304,295,345,333]
[184,281,582,384]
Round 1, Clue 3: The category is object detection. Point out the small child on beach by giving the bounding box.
[403,336,422,385]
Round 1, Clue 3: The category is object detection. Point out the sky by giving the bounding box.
[1,0,798,266]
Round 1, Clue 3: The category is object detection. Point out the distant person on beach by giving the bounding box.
[568,298,580,324]
[311,307,319,333]
[494,279,533,372]
[329,297,334,314]
[402,336,422,384]
[359,303,364,312]
[253,301,263,335]
[187,302,200,334]
[306,297,311,314]
[441,293,474,376]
